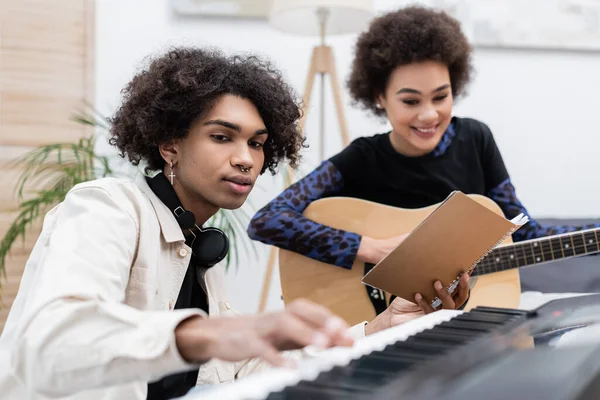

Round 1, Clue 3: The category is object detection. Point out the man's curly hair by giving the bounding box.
[347,6,473,117]
[109,47,304,174]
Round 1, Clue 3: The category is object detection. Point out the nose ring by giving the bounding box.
[240,166,249,173]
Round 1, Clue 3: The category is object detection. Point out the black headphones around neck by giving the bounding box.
[146,173,229,268]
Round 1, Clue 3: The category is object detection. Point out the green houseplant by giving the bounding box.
[0,112,258,292]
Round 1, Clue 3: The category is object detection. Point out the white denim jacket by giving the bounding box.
[0,174,366,400]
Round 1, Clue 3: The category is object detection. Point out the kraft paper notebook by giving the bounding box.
[362,191,529,307]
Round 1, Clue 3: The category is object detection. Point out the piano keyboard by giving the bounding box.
[189,306,531,400]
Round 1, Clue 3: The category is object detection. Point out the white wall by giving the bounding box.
[95,0,600,314]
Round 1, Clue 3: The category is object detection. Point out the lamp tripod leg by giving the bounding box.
[257,46,350,313]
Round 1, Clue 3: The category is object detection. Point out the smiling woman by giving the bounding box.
[248,5,600,325]
[378,61,454,157]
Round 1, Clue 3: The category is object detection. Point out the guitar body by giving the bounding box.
[278,196,521,326]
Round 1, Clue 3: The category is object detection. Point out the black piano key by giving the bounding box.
[301,367,390,392]
[368,349,436,364]
[281,382,364,399]
[400,342,459,355]
[426,326,484,339]
[381,345,452,362]
[438,319,499,332]
[347,353,415,373]
[381,345,448,359]
[265,392,291,400]
[454,312,516,324]
[392,340,454,353]
[293,379,371,394]
[317,366,390,384]
[328,364,397,386]
[408,330,472,345]
[428,326,487,339]
[265,392,284,400]
[447,318,512,331]
[470,306,533,317]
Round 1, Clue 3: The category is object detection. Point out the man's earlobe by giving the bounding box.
[158,141,178,163]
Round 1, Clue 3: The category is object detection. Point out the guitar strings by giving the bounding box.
[475,242,594,274]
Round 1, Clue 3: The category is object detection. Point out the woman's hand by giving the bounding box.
[365,273,470,336]
[357,233,409,264]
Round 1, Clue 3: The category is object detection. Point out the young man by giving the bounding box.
[0,46,461,400]
[0,47,354,400]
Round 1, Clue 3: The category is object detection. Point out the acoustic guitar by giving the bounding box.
[278,195,600,326]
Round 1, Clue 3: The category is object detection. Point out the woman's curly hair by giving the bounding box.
[109,47,304,174]
[347,5,473,117]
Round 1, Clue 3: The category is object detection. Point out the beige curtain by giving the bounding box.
[0,0,95,332]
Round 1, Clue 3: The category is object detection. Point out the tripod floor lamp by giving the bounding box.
[258,0,374,312]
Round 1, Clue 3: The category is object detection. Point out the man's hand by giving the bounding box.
[365,274,470,336]
[175,299,354,367]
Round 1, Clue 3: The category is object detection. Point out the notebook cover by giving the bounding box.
[362,191,515,304]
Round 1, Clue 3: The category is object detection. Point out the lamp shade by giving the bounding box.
[269,0,374,36]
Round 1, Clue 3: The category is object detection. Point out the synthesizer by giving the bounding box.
[188,294,600,400]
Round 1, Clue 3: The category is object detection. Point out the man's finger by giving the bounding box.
[286,299,350,335]
[267,312,336,351]
[255,340,296,368]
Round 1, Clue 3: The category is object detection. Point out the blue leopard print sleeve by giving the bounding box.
[248,161,360,269]
[487,178,600,241]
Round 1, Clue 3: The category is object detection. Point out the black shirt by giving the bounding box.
[146,239,209,400]
[329,117,509,209]
[248,116,600,271]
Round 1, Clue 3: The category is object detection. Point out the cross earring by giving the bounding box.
[169,161,175,185]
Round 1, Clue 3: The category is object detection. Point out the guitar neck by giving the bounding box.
[471,227,600,277]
